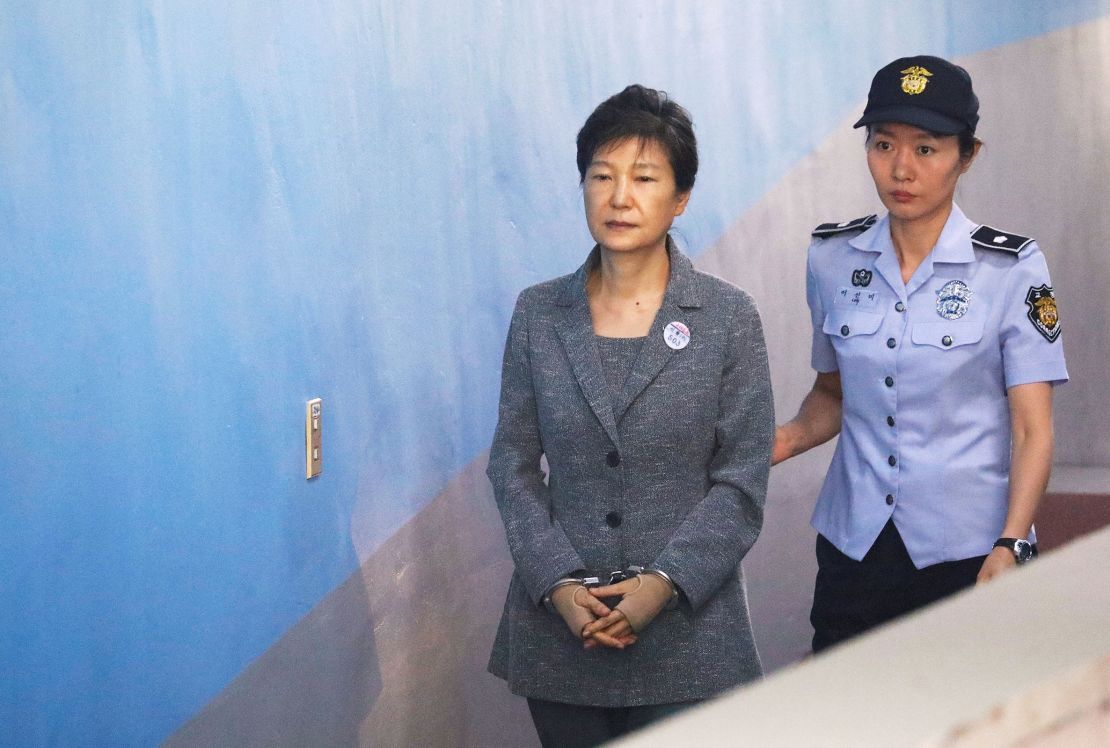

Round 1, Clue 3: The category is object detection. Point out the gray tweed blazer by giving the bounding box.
[487,242,774,706]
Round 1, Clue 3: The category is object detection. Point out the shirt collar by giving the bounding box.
[850,203,977,265]
[850,204,977,297]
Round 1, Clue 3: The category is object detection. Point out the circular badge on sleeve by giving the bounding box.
[663,321,690,350]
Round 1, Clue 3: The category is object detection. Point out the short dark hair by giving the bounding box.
[954,128,981,160]
[576,84,698,193]
[865,124,982,162]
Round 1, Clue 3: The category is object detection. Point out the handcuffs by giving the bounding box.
[542,565,680,612]
[580,565,647,588]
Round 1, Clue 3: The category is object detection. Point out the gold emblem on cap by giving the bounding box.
[900,66,933,95]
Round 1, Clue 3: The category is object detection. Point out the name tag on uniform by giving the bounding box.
[835,286,879,309]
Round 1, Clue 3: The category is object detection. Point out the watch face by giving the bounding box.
[1014,540,1033,563]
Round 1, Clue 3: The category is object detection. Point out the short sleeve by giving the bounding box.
[999,243,1069,388]
[807,243,838,373]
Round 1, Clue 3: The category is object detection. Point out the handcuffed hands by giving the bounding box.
[581,572,674,643]
[548,583,637,650]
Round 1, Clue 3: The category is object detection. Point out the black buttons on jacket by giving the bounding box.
[604,451,622,527]
[895,301,906,313]
[942,335,953,347]
[886,338,896,348]
[887,415,895,427]
[888,455,897,467]
[885,494,895,506]
[840,325,850,337]
[884,376,894,387]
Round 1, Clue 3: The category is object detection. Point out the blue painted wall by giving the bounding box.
[2,1,1107,744]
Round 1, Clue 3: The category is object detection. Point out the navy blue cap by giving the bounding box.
[854,55,979,135]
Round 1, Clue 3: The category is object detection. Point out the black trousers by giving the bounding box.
[527,698,697,748]
[810,520,986,654]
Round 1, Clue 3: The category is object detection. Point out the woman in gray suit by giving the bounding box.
[487,84,774,747]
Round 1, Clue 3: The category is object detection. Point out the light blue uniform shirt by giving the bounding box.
[807,204,1068,567]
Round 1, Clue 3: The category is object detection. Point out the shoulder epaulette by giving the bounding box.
[812,214,877,238]
[970,225,1033,253]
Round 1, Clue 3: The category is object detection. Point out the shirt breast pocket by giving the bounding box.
[823,309,884,341]
[822,309,884,364]
[910,318,986,351]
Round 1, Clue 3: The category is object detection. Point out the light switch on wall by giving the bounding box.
[306,398,322,478]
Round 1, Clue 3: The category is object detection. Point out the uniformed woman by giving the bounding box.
[773,56,1069,653]
[486,85,774,745]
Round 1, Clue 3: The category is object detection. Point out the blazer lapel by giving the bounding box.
[613,243,702,422]
[554,251,621,446]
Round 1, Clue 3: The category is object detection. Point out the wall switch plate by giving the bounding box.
[306,398,322,478]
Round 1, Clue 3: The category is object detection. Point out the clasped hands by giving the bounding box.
[549,573,674,650]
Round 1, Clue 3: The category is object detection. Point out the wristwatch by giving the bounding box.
[993,537,1037,564]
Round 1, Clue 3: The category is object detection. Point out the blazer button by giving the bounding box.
[887,415,895,427]
[605,511,622,528]
[888,455,897,467]
[942,335,953,347]
[895,301,906,313]
[840,325,850,336]
[886,494,895,506]
[886,338,897,349]
[884,376,894,387]
[606,450,621,467]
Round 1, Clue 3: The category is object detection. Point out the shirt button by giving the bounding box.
[895,302,906,313]
[886,494,895,506]
[605,511,622,528]
[942,335,953,347]
[888,455,897,467]
[887,415,895,427]
[886,338,896,348]
[840,325,850,336]
[606,450,621,467]
[885,376,894,387]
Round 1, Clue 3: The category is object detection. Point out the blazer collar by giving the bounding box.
[555,237,703,309]
[554,238,702,439]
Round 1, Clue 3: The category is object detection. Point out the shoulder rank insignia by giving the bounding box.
[812,214,877,238]
[970,225,1033,253]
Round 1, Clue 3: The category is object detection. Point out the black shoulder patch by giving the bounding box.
[812,214,877,238]
[970,225,1033,253]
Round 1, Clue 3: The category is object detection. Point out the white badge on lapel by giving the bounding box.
[663,321,690,350]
